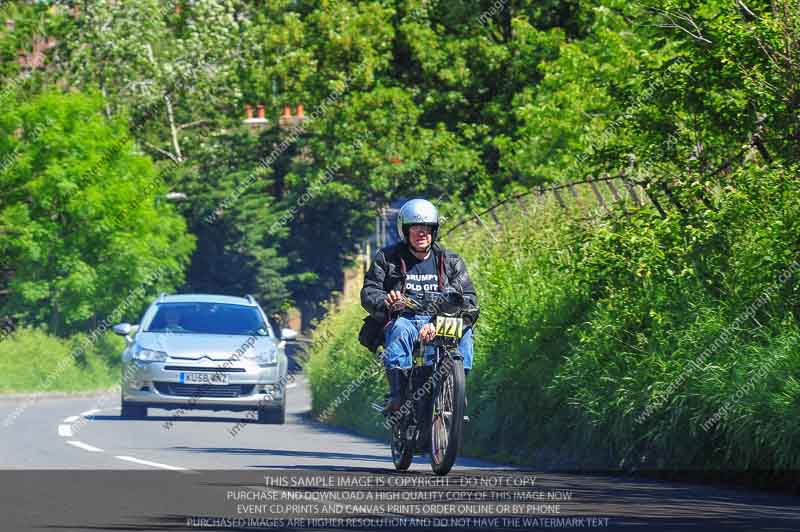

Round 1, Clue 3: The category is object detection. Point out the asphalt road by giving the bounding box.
[1,375,798,531]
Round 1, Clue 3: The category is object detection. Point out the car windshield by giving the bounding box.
[145,302,270,336]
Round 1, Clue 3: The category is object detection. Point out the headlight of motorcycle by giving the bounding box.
[132,346,168,362]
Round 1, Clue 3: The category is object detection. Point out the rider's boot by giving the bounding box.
[383,368,404,414]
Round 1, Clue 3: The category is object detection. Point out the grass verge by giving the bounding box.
[0,327,124,394]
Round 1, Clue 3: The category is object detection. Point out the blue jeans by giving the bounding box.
[383,315,473,371]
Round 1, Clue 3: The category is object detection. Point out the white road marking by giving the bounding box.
[286,383,297,389]
[67,440,103,452]
[80,409,101,417]
[63,415,79,423]
[114,455,188,471]
[58,424,73,437]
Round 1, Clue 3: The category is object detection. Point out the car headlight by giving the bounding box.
[255,348,277,367]
[132,346,167,362]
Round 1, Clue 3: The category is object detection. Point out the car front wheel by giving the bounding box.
[257,399,285,425]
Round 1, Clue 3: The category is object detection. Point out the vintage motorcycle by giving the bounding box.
[371,289,474,475]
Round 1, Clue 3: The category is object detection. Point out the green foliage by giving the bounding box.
[305,297,386,438]
[554,164,800,471]
[306,164,800,474]
[300,0,800,478]
[507,2,652,182]
[0,91,194,335]
[0,1,75,82]
[281,177,374,321]
[65,0,244,160]
[0,327,124,394]
[0,0,649,321]
[5,2,800,481]
[176,128,291,312]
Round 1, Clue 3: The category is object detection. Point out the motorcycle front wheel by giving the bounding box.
[430,357,465,475]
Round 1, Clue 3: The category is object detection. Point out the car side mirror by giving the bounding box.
[113,323,138,344]
[280,328,298,341]
[113,323,133,336]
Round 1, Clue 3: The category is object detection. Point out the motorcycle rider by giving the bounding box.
[361,198,479,412]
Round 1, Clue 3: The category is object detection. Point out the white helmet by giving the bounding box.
[396,198,439,244]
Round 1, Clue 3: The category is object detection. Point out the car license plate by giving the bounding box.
[180,372,228,385]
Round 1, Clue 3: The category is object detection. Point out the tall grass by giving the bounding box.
[306,166,800,480]
[0,327,124,394]
[305,300,388,439]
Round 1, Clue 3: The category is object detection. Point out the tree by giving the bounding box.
[506,1,656,183]
[176,128,292,313]
[12,0,707,326]
[0,91,194,335]
[66,0,243,163]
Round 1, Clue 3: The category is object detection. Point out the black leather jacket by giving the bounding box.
[360,242,480,327]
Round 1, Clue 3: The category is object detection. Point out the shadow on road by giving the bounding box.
[89,414,254,424]
[292,410,385,436]
[168,446,393,464]
[247,464,396,472]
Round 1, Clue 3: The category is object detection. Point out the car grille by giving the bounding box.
[154,382,255,398]
[163,365,246,373]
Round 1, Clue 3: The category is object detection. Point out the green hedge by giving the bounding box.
[0,327,124,394]
[306,300,388,440]
[307,166,800,478]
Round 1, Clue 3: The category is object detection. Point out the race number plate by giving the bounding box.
[435,316,463,339]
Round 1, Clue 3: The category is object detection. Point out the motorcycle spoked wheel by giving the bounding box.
[430,357,465,476]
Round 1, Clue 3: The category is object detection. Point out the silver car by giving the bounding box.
[113,294,294,424]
